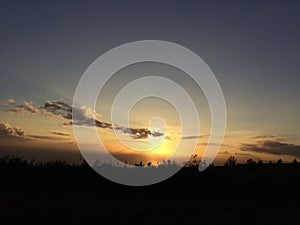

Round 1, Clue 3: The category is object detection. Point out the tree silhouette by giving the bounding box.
[246,158,256,165]
[185,154,201,167]
[134,161,144,167]
[224,156,237,167]
[257,160,263,165]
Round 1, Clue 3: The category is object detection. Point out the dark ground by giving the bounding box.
[0,157,299,224]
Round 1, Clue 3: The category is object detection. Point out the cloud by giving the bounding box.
[120,127,164,139]
[197,142,232,148]
[41,100,164,139]
[0,122,27,140]
[40,100,72,119]
[29,135,68,141]
[182,135,208,140]
[235,152,253,157]
[3,99,164,140]
[6,101,39,114]
[41,100,102,123]
[218,150,230,155]
[8,98,15,104]
[250,135,277,139]
[79,105,102,120]
[50,131,70,136]
[240,140,300,157]
[114,126,164,139]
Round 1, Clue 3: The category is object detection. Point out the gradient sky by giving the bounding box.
[0,0,299,164]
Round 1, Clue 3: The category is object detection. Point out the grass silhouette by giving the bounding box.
[1,154,300,192]
[1,154,300,224]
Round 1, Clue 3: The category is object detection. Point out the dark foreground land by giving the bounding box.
[1,156,300,224]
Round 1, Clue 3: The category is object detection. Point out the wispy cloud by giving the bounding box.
[218,150,230,155]
[29,135,68,141]
[249,135,277,139]
[50,131,70,137]
[235,152,253,157]
[241,140,300,157]
[182,134,208,140]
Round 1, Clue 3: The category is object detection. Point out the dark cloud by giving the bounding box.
[41,100,73,119]
[6,101,39,114]
[235,152,253,157]
[50,131,70,136]
[29,135,67,141]
[182,135,208,140]
[43,100,164,140]
[114,126,164,139]
[250,135,276,139]
[2,99,165,140]
[241,140,300,157]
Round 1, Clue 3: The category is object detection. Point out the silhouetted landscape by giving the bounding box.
[1,155,300,224]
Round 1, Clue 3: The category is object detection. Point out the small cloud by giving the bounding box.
[50,131,70,136]
[164,136,172,140]
[0,121,28,141]
[182,135,208,140]
[219,151,230,155]
[79,105,102,120]
[8,98,15,105]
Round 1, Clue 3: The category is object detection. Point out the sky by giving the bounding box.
[0,0,299,165]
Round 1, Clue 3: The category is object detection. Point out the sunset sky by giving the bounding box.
[0,0,299,165]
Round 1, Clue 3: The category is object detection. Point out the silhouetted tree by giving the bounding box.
[257,160,263,165]
[277,159,283,165]
[186,154,201,167]
[224,156,237,167]
[135,161,144,167]
[292,159,298,164]
[246,158,256,165]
